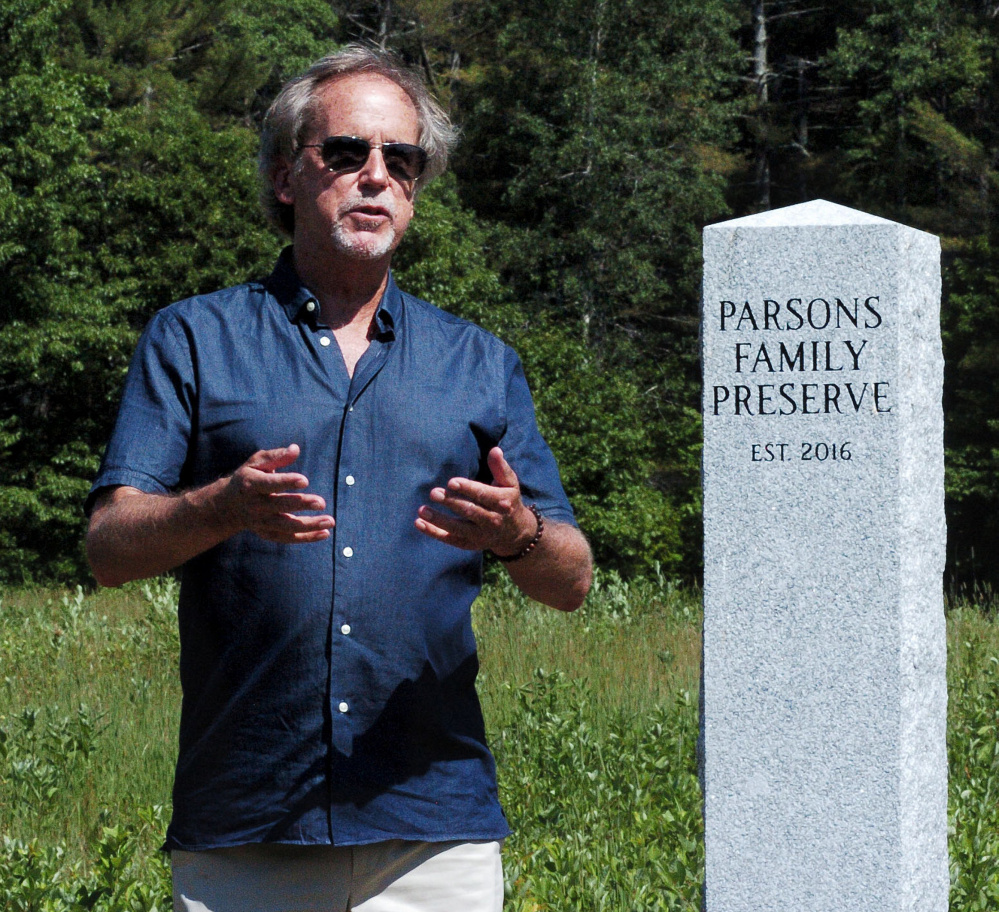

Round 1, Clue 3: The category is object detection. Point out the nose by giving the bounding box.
[357,147,390,188]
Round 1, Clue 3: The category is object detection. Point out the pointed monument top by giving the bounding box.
[707,199,896,230]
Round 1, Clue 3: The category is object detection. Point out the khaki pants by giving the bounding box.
[172,839,503,912]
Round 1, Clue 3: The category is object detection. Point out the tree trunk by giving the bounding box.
[753,0,771,209]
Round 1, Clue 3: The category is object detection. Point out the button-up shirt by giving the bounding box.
[87,249,577,850]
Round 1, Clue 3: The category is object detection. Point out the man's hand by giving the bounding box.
[218,444,334,544]
[414,447,536,556]
[415,446,593,612]
[86,443,333,587]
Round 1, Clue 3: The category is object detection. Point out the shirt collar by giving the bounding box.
[264,246,400,339]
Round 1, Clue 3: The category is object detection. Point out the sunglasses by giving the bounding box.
[299,136,428,182]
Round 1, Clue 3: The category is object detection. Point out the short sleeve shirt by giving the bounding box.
[87,249,576,850]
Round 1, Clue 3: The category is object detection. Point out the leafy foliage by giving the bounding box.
[942,239,999,583]
[823,0,991,228]
[495,672,703,911]
[1,811,173,912]
[0,0,311,582]
[948,600,999,909]
[5,0,999,583]
[453,0,741,325]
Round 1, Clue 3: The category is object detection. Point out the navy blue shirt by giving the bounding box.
[88,249,576,850]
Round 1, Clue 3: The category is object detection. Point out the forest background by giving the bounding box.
[3,0,999,587]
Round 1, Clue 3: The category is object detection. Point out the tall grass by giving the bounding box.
[2,581,179,851]
[945,590,999,911]
[3,576,999,909]
[475,569,701,719]
[1,580,180,909]
[475,571,704,910]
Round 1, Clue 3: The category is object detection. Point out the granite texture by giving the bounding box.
[700,200,947,911]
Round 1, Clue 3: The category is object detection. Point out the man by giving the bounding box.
[85,45,592,912]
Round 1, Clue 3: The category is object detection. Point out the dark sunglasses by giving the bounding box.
[299,135,428,182]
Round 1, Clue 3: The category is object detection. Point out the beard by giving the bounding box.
[330,196,401,260]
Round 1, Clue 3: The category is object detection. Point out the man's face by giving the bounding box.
[275,73,421,262]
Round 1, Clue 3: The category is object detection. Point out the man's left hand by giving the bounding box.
[415,447,536,555]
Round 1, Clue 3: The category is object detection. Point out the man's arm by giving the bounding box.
[86,444,334,588]
[414,447,593,612]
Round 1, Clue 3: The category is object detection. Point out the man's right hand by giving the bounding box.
[218,444,334,543]
[86,443,334,587]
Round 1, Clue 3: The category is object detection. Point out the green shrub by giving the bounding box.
[495,671,703,911]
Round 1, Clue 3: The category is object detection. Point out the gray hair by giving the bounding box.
[259,45,459,236]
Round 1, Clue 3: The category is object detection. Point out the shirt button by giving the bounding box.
[345,475,355,486]
[306,301,316,313]
[342,546,353,558]
[338,702,349,713]
[320,336,331,347]
[341,624,351,635]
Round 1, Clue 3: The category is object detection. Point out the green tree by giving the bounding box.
[0,0,340,582]
[729,0,843,212]
[0,0,120,579]
[444,0,741,576]
[453,0,740,329]
[822,0,991,232]
[821,1,999,584]
[942,238,999,585]
[745,0,999,584]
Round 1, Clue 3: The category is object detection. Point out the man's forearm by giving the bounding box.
[504,521,593,612]
[86,482,235,588]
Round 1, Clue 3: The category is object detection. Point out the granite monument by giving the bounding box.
[700,200,947,911]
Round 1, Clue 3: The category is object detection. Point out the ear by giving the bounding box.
[272,156,296,206]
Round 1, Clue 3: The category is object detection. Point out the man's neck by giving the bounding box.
[293,244,392,331]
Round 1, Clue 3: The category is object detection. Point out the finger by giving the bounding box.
[487,447,519,488]
[414,516,449,541]
[426,492,503,526]
[292,530,332,543]
[439,479,514,512]
[265,491,328,512]
[414,515,478,550]
[258,527,333,544]
[246,444,303,474]
[416,505,474,538]
[244,470,313,494]
[271,512,334,530]
[257,512,334,537]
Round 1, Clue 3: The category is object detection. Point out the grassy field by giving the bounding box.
[2,574,999,910]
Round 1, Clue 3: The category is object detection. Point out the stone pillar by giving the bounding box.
[700,200,947,912]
